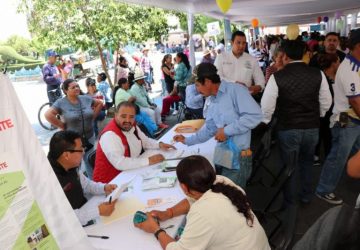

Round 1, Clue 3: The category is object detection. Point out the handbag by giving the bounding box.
[213,138,240,170]
[79,98,94,152]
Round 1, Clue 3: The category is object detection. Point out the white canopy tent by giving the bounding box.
[120,0,360,26]
[118,0,360,66]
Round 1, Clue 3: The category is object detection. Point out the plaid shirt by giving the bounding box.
[140,56,151,73]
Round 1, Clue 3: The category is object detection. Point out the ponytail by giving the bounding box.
[211,182,254,227]
[177,155,254,227]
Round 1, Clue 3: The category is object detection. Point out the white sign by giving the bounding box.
[0,74,94,250]
[207,21,221,36]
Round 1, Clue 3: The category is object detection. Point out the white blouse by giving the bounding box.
[166,176,270,250]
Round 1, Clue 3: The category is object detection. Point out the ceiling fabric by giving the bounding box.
[119,0,360,26]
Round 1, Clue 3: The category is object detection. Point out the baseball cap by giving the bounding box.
[349,28,360,48]
[47,50,58,57]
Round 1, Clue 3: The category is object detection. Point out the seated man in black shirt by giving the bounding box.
[48,130,117,226]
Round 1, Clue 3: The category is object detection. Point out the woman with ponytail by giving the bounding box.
[134,155,270,250]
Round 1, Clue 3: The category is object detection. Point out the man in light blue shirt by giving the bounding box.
[174,63,262,187]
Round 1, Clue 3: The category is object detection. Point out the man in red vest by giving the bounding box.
[93,101,175,183]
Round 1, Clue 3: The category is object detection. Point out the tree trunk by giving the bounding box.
[81,9,113,88]
[113,42,120,88]
[95,41,113,88]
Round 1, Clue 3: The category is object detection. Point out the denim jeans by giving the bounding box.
[277,128,319,204]
[316,122,360,196]
[47,85,62,104]
[93,110,106,137]
[215,162,252,189]
[144,72,152,90]
[160,79,166,96]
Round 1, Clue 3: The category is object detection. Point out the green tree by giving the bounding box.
[177,13,220,35]
[19,0,170,87]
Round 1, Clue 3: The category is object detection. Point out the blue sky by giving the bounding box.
[0,0,30,41]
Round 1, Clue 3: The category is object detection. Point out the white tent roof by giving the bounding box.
[120,0,360,26]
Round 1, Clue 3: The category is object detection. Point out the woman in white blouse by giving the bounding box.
[135,155,270,250]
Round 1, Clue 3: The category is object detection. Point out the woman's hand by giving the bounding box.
[45,107,66,130]
[134,212,160,234]
[92,99,103,119]
[150,210,172,221]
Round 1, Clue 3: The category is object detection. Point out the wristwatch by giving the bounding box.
[154,228,166,240]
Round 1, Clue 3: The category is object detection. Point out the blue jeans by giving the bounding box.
[47,85,61,104]
[93,110,106,137]
[144,72,152,90]
[316,122,360,196]
[278,128,319,204]
[160,79,166,96]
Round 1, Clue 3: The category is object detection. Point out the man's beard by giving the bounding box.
[120,122,132,131]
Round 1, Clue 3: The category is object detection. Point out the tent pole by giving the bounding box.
[223,18,232,51]
[187,12,196,68]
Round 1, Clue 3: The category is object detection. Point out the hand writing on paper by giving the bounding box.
[104,184,117,195]
[214,128,227,142]
[134,212,160,233]
[98,200,117,216]
[149,154,165,165]
[173,135,185,144]
[159,142,176,151]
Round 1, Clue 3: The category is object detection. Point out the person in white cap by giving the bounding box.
[130,67,169,129]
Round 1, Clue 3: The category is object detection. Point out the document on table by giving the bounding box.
[104,174,136,203]
[101,195,145,225]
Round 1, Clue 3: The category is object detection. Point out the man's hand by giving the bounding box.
[98,201,116,216]
[104,184,117,195]
[150,210,172,222]
[149,154,165,165]
[214,128,227,142]
[134,212,160,234]
[159,142,176,151]
[248,85,262,95]
[173,135,185,144]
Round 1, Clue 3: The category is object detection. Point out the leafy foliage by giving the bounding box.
[18,0,171,86]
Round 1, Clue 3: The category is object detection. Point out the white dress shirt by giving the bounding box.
[166,176,270,250]
[99,125,160,170]
[261,63,332,124]
[214,51,265,89]
[74,171,105,225]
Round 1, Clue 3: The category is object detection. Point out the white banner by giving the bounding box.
[207,21,221,36]
[0,74,94,250]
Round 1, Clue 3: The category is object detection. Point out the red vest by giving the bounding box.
[93,119,141,183]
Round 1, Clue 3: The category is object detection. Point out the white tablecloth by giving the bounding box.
[84,126,216,250]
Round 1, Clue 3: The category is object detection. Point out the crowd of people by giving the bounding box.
[41,27,360,249]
